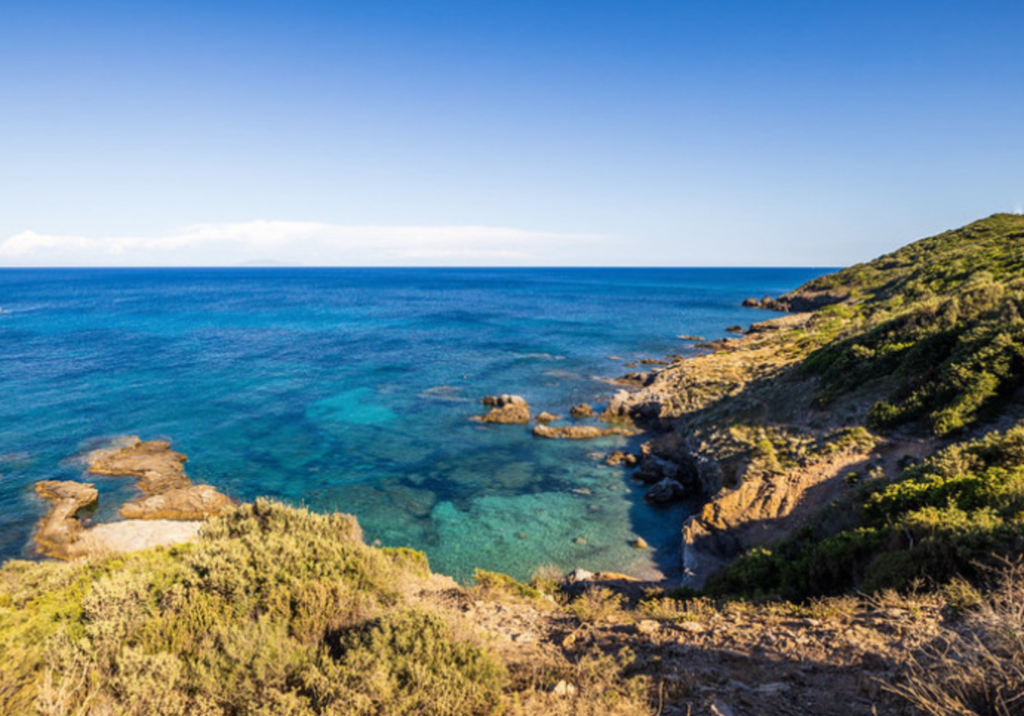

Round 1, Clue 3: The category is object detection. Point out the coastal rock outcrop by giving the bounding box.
[644,478,687,504]
[88,438,189,493]
[532,425,635,440]
[120,484,234,520]
[535,411,559,423]
[87,436,233,521]
[741,291,845,313]
[608,372,652,389]
[34,437,234,559]
[477,395,531,424]
[569,403,595,418]
[34,480,99,558]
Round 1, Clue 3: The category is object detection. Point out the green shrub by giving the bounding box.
[0,501,510,715]
[473,569,542,600]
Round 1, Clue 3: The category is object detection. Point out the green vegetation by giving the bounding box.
[708,420,1024,600]
[797,214,1024,436]
[705,214,1024,598]
[0,500,506,715]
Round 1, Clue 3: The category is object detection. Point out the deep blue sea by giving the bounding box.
[0,268,828,581]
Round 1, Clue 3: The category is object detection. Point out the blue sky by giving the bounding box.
[1,0,1022,266]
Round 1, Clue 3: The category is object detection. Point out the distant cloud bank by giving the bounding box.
[0,222,610,267]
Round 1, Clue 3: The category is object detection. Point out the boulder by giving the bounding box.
[569,403,595,418]
[478,395,530,423]
[644,478,687,504]
[535,411,560,423]
[605,450,639,467]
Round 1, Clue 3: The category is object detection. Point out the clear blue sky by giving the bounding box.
[1,0,1022,266]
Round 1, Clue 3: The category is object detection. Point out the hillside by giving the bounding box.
[606,213,1024,597]
[3,498,1012,716]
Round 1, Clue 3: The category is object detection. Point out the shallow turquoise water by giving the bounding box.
[0,268,827,581]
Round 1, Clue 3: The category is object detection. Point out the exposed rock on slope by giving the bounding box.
[741,291,846,312]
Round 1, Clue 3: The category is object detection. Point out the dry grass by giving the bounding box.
[887,563,1024,715]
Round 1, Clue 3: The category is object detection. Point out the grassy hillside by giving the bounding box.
[705,213,1024,598]
[801,213,1024,436]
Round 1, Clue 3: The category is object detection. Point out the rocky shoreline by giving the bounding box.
[466,295,897,589]
[33,437,232,559]
[33,303,853,589]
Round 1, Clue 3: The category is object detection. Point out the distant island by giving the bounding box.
[3,214,1024,715]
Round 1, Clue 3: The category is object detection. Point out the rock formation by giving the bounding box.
[88,437,232,520]
[88,438,189,493]
[741,291,845,312]
[34,480,99,559]
[120,484,233,521]
[644,478,687,504]
[569,403,595,418]
[532,425,635,439]
[604,450,639,467]
[477,395,530,423]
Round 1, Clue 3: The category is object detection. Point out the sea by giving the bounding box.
[0,268,829,582]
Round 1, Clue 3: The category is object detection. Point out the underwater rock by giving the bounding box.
[477,394,530,423]
[605,450,639,467]
[532,425,635,440]
[34,480,99,558]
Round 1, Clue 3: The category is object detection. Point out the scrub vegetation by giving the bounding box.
[0,501,508,716]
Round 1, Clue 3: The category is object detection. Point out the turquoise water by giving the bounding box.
[0,268,827,581]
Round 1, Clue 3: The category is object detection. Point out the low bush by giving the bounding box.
[0,500,507,715]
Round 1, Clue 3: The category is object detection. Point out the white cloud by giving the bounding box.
[0,221,611,267]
